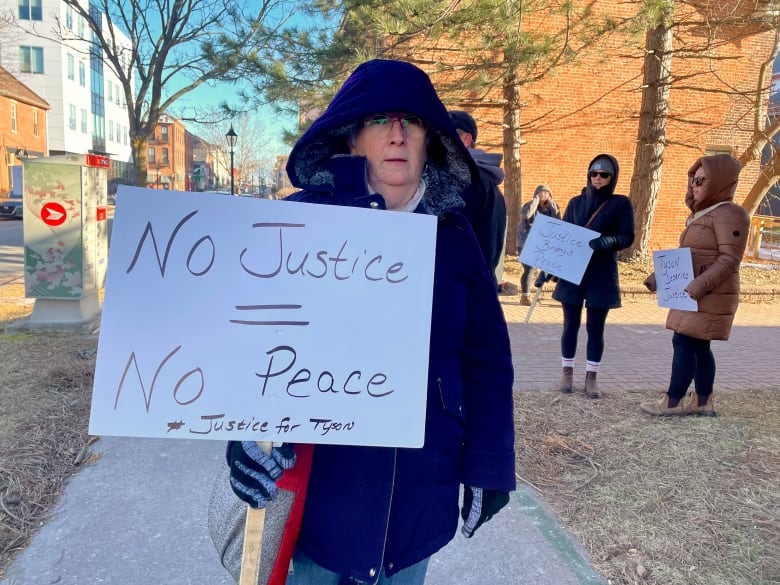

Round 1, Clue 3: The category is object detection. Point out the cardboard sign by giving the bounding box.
[518,214,599,285]
[89,187,437,447]
[652,248,698,311]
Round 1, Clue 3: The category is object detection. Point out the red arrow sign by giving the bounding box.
[41,202,67,227]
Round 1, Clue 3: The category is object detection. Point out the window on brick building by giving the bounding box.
[161,148,169,164]
[10,102,17,133]
[33,109,39,137]
[705,145,733,157]
[148,148,156,164]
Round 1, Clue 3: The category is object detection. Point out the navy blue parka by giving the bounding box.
[552,154,635,309]
[283,60,516,582]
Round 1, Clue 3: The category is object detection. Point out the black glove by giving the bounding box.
[460,486,510,538]
[533,271,554,289]
[588,236,617,251]
[227,441,296,508]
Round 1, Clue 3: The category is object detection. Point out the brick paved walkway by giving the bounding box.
[502,291,780,393]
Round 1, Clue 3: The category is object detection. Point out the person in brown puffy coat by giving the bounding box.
[640,154,749,417]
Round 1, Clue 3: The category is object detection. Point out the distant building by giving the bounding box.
[0,66,49,194]
[147,114,187,190]
[0,0,135,188]
[272,155,293,196]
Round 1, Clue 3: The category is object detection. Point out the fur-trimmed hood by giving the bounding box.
[285,59,479,216]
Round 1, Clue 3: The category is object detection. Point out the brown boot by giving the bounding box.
[684,392,717,417]
[559,367,573,393]
[640,394,687,416]
[584,371,601,398]
[519,294,531,306]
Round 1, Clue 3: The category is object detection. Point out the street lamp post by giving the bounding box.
[226,125,237,195]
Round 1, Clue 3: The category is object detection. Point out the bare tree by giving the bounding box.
[621,0,780,259]
[737,28,780,216]
[624,0,674,261]
[189,111,275,194]
[33,0,299,187]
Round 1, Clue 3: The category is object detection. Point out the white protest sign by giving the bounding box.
[652,248,698,311]
[518,214,599,285]
[89,187,437,447]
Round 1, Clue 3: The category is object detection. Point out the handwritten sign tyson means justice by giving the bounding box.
[518,214,599,285]
[89,186,437,447]
[651,247,698,311]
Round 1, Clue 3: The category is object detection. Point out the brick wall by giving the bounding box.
[409,0,776,250]
[0,99,48,194]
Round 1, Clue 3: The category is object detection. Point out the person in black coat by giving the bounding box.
[449,110,508,291]
[552,154,635,398]
[224,59,516,585]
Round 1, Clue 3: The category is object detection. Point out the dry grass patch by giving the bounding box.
[0,283,33,329]
[515,389,780,585]
[0,331,98,578]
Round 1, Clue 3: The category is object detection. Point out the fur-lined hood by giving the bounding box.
[285,59,479,216]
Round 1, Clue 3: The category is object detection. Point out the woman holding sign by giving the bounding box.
[223,59,515,585]
[516,184,561,306]
[641,154,749,417]
[552,154,635,398]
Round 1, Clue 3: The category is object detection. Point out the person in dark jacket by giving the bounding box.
[226,59,516,585]
[641,154,748,417]
[516,184,561,305]
[449,110,508,291]
[552,154,635,398]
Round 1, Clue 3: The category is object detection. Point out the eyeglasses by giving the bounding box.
[690,176,709,187]
[364,113,428,136]
[589,171,612,179]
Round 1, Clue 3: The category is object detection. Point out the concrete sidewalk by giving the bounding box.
[3,294,778,585]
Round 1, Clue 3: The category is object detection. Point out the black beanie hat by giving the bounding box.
[449,110,478,142]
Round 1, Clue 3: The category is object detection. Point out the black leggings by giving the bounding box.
[667,332,715,400]
[561,302,609,363]
[519,263,535,294]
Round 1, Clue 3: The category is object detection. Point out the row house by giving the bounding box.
[146,114,187,190]
[0,65,49,194]
[147,115,232,193]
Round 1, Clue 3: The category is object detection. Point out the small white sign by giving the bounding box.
[518,214,599,285]
[89,187,437,447]
[652,248,698,311]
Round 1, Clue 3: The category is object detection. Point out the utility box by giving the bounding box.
[18,153,110,330]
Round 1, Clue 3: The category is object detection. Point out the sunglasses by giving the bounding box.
[589,171,612,179]
[690,176,709,187]
[364,113,428,134]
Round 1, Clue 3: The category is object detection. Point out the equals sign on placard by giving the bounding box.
[229,304,310,326]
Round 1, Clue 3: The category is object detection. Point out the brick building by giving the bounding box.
[413,1,776,250]
[0,66,48,195]
[147,114,187,190]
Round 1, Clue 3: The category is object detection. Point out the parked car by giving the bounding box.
[0,193,23,219]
